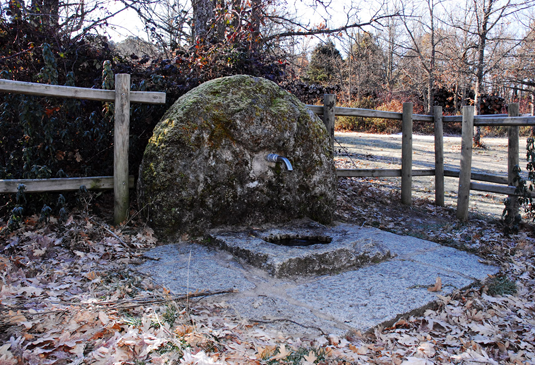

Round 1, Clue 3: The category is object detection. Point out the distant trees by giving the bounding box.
[345,32,385,100]
[4,0,134,41]
[305,41,343,84]
[399,0,445,113]
[3,0,535,132]
[443,0,535,143]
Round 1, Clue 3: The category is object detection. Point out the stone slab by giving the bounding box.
[287,259,473,330]
[208,222,392,277]
[135,225,499,337]
[138,243,256,293]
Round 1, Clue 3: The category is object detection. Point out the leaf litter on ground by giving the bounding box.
[0,166,534,364]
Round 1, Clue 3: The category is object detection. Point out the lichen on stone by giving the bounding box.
[138,75,336,237]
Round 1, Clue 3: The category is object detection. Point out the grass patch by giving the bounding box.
[487,275,517,296]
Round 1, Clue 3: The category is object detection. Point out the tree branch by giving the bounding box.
[262,13,401,42]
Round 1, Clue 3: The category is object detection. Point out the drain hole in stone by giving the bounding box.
[264,235,333,247]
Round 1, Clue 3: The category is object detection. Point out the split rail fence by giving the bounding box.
[1,78,533,223]
[0,76,166,224]
[308,95,535,220]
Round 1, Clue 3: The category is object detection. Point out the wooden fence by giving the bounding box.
[0,76,166,224]
[1,80,533,224]
[309,95,535,221]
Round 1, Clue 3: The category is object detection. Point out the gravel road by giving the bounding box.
[334,132,528,219]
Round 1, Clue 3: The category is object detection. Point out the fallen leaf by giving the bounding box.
[303,351,317,364]
[256,345,276,359]
[328,334,340,346]
[428,277,442,292]
[85,271,98,281]
[98,311,109,326]
[33,248,46,257]
[402,357,432,365]
[272,345,291,360]
[7,311,27,325]
[56,150,65,160]
[416,342,435,357]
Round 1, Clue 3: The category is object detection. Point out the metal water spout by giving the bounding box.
[266,153,293,171]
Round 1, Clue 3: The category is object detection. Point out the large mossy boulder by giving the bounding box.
[138,75,336,236]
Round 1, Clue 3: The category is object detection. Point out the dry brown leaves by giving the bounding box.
[0,171,534,364]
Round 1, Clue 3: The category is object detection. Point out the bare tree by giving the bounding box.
[399,0,447,113]
[448,0,535,145]
[7,0,139,41]
[343,30,385,101]
[118,0,190,56]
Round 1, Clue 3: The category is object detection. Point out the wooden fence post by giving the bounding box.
[323,94,336,149]
[457,105,474,221]
[434,106,445,206]
[401,102,413,205]
[508,103,520,214]
[114,74,131,225]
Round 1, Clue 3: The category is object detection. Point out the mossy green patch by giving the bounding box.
[137,75,335,237]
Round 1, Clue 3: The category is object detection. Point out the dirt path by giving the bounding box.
[334,132,526,219]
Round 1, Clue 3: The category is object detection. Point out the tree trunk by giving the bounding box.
[473,0,491,147]
[250,0,261,50]
[214,0,226,41]
[427,0,436,114]
[531,90,535,136]
[474,77,482,146]
[454,83,458,113]
[192,0,215,42]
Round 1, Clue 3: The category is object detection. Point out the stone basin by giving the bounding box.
[207,220,393,277]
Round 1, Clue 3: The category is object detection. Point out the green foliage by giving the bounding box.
[7,206,24,230]
[265,346,330,365]
[102,60,115,90]
[39,204,52,223]
[122,314,143,328]
[162,303,180,327]
[337,97,376,131]
[350,32,385,95]
[502,165,524,234]
[505,137,535,233]
[487,275,517,296]
[38,44,58,85]
[7,184,26,231]
[305,41,343,85]
[0,9,291,223]
[16,184,26,205]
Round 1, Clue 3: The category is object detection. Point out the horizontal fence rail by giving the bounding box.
[0,75,166,224]
[336,169,436,177]
[336,168,510,185]
[444,170,508,184]
[0,176,135,193]
[306,105,434,121]
[442,115,534,124]
[306,104,535,125]
[0,79,166,104]
[470,181,528,196]
[310,97,533,221]
[1,83,532,223]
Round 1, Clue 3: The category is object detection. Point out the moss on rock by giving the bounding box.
[138,75,336,237]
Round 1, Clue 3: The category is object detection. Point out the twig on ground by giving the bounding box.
[250,318,327,335]
[89,218,131,248]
